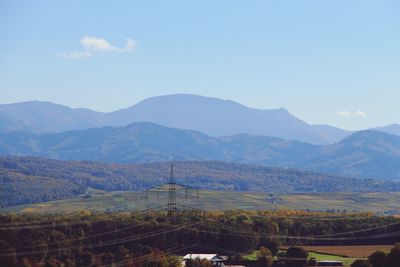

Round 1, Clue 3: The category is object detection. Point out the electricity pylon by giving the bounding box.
[167,164,177,218]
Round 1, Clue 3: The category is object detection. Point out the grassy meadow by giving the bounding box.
[2,188,400,214]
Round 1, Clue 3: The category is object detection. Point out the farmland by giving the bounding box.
[246,245,394,266]
[2,188,400,215]
[287,245,393,258]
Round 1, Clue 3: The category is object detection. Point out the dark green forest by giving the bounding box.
[1,210,399,266]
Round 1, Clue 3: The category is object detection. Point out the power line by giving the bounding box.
[193,227,400,241]
[0,222,200,257]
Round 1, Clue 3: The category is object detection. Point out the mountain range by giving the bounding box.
[0,94,355,144]
[1,122,400,180]
[2,94,399,145]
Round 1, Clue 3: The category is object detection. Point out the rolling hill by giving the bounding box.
[0,123,400,179]
[1,156,400,207]
[0,94,351,144]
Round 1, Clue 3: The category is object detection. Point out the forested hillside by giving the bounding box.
[1,156,400,207]
[1,123,400,179]
[0,211,398,266]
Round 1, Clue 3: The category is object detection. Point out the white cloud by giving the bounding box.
[355,110,367,117]
[58,36,137,59]
[337,110,367,118]
[81,36,115,52]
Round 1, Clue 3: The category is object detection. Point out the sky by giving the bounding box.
[0,0,399,131]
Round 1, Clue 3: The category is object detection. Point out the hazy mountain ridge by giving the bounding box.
[0,122,400,179]
[373,124,400,137]
[0,101,107,133]
[1,156,400,207]
[0,94,352,144]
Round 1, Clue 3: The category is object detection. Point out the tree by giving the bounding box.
[79,251,95,266]
[368,251,387,267]
[387,243,400,267]
[166,255,182,267]
[0,240,17,267]
[17,258,33,267]
[308,257,317,266]
[186,258,212,267]
[101,252,115,265]
[116,245,130,262]
[259,238,280,256]
[44,258,59,267]
[257,246,273,267]
[285,247,308,267]
[351,260,372,267]
[237,214,252,224]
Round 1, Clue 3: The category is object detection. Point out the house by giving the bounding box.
[183,254,228,267]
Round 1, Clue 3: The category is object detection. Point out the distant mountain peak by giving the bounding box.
[0,94,350,144]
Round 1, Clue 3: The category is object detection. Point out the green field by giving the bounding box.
[308,252,355,266]
[244,250,357,266]
[1,188,400,214]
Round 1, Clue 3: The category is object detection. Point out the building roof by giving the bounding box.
[183,254,218,261]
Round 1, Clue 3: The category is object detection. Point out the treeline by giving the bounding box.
[2,156,400,207]
[350,243,400,267]
[0,210,399,266]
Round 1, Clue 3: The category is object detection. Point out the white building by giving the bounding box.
[183,254,227,266]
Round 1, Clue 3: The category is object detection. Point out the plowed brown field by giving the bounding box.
[282,245,393,257]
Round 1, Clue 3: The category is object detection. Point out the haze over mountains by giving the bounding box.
[1,94,400,207]
[0,94,354,144]
[1,122,400,180]
[1,94,399,144]
[373,124,400,137]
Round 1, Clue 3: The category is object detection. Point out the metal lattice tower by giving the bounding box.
[167,163,177,217]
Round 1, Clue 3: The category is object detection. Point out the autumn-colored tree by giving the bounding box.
[44,257,59,267]
[259,238,280,256]
[257,246,273,267]
[186,258,212,267]
[17,258,33,267]
[166,255,182,267]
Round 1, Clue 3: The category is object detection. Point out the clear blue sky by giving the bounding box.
[1,0,399,130]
